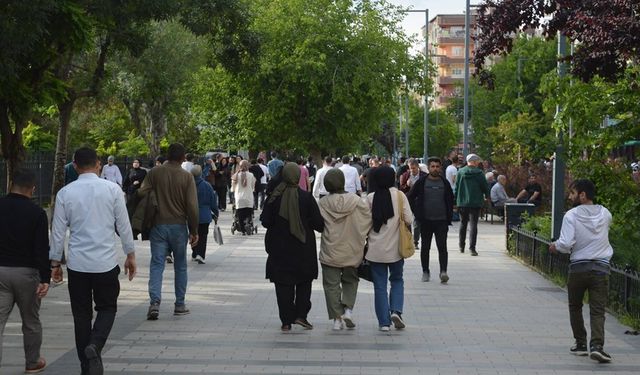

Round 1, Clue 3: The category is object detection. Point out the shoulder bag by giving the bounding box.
[397,191,415,258]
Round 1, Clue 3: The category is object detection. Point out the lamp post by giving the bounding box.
[405,9,429,161]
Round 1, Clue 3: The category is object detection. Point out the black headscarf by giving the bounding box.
[371,166,396,233]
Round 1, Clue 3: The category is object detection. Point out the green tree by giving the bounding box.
[404,101,459,159]
[189,0,428,156]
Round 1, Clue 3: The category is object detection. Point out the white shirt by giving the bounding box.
[445,164,458,189]
[101,164,122,186]
[181,161,194,172]
[339,164,362,194]
[312,165,332,199]
[259,164,269,184]
[554,204,613,263]
[50,173,135,273]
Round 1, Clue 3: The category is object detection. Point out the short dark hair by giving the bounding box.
[270,151,278,159]
[307,156,313,163]
[452,155,459,163]
[250,159,257,164]
[155,155,166,164]
[341,155,350,164]
[257,158,264,164]
[296,157,304,165]
[324,156,333,164]
[12,168,36,189]
[571,179,596,200]
[73,147,98,169]
[427,157,441,165]
[167,143,186,162]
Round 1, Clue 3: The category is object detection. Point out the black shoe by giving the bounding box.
[84,344,103,375]
[459,248,464,253]
[147,303,159,320]
[294,318,313,330]
[281,324,291,331]
[570,342,588,356]
[470,249,478,256]
[589,346,612,363]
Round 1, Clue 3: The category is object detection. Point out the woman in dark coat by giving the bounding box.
[260,163,324,331]
[122,159,147,203]
[214,157,229,211]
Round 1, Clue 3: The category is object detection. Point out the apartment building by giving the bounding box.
[426,12,478,109]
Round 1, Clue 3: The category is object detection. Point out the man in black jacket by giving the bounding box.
[407,157,454,283]
[0,168,50,373]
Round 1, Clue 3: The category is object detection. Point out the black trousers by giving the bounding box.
[191,223,210,259]
[274,281,312,325]
[214,186,227,210]
[459,207,480,251]
[68,266,120,373]
[419,220,449,273]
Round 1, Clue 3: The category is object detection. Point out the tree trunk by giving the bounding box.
[51,96,76,204]
[0,103,27,192]
[149,102,167,157]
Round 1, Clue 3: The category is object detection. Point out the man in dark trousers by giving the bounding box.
[50,147,137,375]
[455,154,490,256]
[0,169,50,373]
[407,157,454,283]
[549,179,613,363]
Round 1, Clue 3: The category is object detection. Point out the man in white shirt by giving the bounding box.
[50,147,136,375]
[549,179,613,363]
[258,158,269,209]
[312,156,333,200]
[339,156,362,195]
[100,155,122,186]
[445,155,459,191]
[181,153,195,172]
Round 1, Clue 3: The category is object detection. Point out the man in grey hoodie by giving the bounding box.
[549,179,613,363]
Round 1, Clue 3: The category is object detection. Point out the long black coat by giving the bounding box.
[260,189,324,284]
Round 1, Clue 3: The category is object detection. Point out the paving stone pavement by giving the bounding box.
[2,210,639,374]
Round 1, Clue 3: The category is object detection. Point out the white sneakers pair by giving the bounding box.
[333,308,356,330]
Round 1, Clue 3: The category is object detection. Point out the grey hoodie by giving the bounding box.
[555,204,613,265]
[318,193,372,268]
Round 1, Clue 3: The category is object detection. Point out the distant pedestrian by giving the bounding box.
[64,160,78,185]
[214,157,229,211]
[312,156,333,200]
[365,166,413,331]
[260,163,324,331]
[100,155,122,186]
[399,159,426,249]
[232,160,256,234]
[455,154,490,256]
[138,143,199,320]
[122,159,147,203]
[249,159,265,209]
[407,157,454,283]
[267,151,284,183]
[297,157,310,191]
[339,156,362,195]
[50,147,136,375]
[190,165,219,264]
[549,179,613,363]
[0,168,50,373]
[318,169,372,330]
[181,153,196,172]
[257,158,269,209]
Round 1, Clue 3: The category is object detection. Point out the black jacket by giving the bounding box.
[406,174,455,224]
[260,189,324,284]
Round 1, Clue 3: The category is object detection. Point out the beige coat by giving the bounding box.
[365,188,414,263]
[318,193,372,268]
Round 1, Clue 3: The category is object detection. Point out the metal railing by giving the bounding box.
[509,226,640,320]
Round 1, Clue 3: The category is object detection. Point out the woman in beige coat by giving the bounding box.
[318,169,372,330]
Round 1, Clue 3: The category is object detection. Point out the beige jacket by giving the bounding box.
[365,188,414,263]
[318,193,372,268]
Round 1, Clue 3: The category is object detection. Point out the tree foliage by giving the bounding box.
[189,0,429,155]
[475,0,640,83]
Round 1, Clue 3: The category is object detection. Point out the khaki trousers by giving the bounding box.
[321,264,359,320]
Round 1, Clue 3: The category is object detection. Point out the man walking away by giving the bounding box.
[257,158,269,209]
[249,159,265,209]
[138,143,199,320]
[338,156,362,195]
[267,151,284,179]
[312,156,333,200]
[455,154,490,256]
[50,147,136,375]
[407,157,454,283]
[0,169,50,373]
[549,179,613,363]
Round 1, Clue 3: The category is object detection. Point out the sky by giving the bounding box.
[389,0,482,41]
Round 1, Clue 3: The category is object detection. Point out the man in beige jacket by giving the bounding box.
[318,169,372,330]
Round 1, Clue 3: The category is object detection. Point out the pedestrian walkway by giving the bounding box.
[2,212,638,374]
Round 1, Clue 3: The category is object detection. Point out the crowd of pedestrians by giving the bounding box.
[0,146,618,374]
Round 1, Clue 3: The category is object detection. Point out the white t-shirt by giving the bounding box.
[259,164,269,184]
[445,164,458,189]
[339,164,362,194]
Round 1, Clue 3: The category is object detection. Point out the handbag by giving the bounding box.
[397,191,415,258]
[357,242,372,282]
[213,219,224,245]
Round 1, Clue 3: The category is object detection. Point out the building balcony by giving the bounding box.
[434,56,466,65]
[437,36,465,45]
[437,76,463,85]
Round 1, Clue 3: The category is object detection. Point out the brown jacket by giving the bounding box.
[138,162,199,234]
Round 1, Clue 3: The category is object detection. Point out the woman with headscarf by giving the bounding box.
[365,166,413,332]
[318,169,372,330]
[122,159,147,203]
[190,165,219,264]
[260,163,324,331]
[214,157,229,211]
[232,160,256,234]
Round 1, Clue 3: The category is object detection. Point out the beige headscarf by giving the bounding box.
[268,163,305,243]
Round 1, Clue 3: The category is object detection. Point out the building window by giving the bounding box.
[451,68,463,76]
[452,47,463,56]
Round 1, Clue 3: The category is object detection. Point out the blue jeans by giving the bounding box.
[370,259,404,327]
[149,224,189,306]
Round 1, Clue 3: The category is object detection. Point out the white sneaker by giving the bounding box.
[342,308,355,329]
[379,325,390,332]
[195,255,205,264]
[332,319,344,331]
[390,312,405,329]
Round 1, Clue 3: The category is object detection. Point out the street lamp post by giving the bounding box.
[406,9,429,161]
[463,0,471,158]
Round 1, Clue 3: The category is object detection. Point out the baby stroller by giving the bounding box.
[231,205,258,235]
